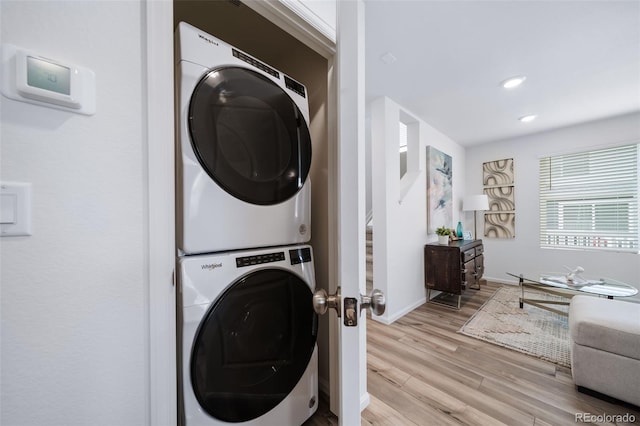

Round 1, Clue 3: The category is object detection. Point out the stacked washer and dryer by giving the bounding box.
[175,22,319,425]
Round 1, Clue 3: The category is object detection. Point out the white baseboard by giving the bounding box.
[372,297,427,325]
[360,391,370,412]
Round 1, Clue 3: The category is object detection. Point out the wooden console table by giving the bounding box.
[424,239,484,309]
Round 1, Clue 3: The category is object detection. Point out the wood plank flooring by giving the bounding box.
[306,281,640,425]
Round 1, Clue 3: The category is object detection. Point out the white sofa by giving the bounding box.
[569,295,640,406]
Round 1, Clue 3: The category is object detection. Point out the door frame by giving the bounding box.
[145,1,366,424]
[145,1,177,425]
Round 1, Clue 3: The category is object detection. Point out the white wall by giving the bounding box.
[370,97,466,323]
[1,2,150,425]
[466,112,640,298]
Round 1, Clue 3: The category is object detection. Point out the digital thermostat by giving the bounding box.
[1,43,95,115]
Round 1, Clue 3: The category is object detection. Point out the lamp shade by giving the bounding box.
[463,194,489,211]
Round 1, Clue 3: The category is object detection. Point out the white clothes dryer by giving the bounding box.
[178,244,318,425]
[175,22,312,255]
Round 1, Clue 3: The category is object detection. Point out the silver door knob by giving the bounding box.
[360,289,386,316]
[313,287,341,317]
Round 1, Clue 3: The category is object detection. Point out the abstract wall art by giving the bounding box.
[483,158,514,186]
[483,158,515,238]
[426,146,452,233]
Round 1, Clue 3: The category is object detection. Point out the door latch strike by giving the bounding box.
[343,297,358,326]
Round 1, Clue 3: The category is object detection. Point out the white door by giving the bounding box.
[336,1,366,424]
[320,1,385,424]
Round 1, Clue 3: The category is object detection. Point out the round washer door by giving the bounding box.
[188,67,312,205]
[190,269,317,423]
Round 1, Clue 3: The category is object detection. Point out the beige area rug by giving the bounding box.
[458,286,570,367]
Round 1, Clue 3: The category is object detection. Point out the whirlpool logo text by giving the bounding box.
[201,263,222,271]
[198,34,218,46]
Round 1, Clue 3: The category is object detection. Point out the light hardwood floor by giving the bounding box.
[306,281,640,425]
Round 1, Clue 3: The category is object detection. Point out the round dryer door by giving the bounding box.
[188,67,312,205]
[190,269,317,423]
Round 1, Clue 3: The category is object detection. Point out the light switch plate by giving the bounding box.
[0,182,32,237]
[1,193,17,224]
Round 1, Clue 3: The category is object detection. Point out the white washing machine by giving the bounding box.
[175,22,312,255]
[178,244,318,425]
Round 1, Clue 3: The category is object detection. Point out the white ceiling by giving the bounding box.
[365,0,640,147]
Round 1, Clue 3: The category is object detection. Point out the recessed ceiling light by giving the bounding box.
[519,114,537,123]
[380,52,397,64]
[501,76,527,89]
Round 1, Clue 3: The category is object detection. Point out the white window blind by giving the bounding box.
[539,143,639,253]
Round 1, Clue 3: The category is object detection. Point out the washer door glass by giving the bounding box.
[188,67,312,205]
[191,269,317,423]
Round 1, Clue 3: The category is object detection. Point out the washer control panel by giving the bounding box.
[235,247,312,268]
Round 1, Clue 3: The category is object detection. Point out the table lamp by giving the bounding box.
[463,194,489,239]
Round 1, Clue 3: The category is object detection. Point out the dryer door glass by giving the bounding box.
[188,67,312,205]
[190,269,318,422]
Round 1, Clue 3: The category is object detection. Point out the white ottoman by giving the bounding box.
[569,295,640,406]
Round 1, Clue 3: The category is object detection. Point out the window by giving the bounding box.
[539,143,639,253]
[399,121,408,179]
[398,110,419,202]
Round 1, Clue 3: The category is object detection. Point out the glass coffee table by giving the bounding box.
[506,272,638,316]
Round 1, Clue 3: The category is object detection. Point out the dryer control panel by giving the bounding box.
[289,247,312,265]
[236,252,285,268]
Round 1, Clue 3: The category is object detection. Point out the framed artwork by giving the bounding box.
[485,212,516,238]
[426,146,452,233]
[483,158,515,238]
[484,186,515,211]
[483,158,514,186]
